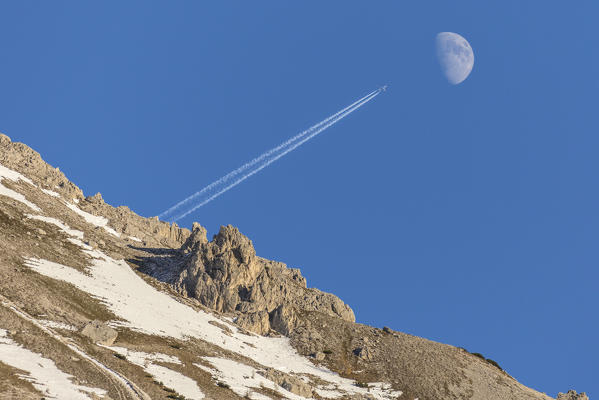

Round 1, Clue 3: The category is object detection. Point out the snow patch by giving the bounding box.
[38,319,77,331]
[195,357,308,400]
[129,236,143,243]
[108,346,181,366]
[24,226,402,399]
[0,329,107,399]
[0,163,34,185]
[26,214,84,240]
[65,202,120,237]
[108,346,204,400]
[0,163,40,211]
[41,188,61,197]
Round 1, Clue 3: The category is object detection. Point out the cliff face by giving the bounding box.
[0,133,587,400]
[174,223,354,335]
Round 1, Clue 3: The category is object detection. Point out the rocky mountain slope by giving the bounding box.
[0,133,588,400]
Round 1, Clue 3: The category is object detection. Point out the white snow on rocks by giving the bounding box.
[41,188,61,197]
[0,163,41,211]
[0,163,34,185]
[3,303,147,400]
[38,319,77,331]
[107,346,181,366]
[26,214,84,240]
[0,329,107,399]
[195,357,308,400]
[65,202,120,237]
[107,346,204,400]
[23,215,402,400]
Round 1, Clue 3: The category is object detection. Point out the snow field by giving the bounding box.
[0,329,107,399]
[195,357,309,400]
[25,249,402,399]
[24,198,403,399]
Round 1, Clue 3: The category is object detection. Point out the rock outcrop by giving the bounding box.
[557,391,589,400]
[259,368,313,397]
[175,224,355,335]
[0,133,83,201]
[81,320,118,346]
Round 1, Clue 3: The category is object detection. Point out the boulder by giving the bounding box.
[353,346,374,361]
[259,368,313,398]
[80,320,118,346]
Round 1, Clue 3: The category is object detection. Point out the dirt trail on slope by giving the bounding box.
[0,293,151,400]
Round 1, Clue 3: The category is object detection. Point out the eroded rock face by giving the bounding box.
[557,391,589,400]
[175,224,355,335]
[235,311,270,335]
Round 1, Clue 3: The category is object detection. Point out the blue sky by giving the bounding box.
[1,2,596,397]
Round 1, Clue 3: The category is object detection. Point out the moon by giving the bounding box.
[435,32,474,85]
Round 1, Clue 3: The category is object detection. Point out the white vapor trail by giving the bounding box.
[160,88,382,221]
[158,89,379,220]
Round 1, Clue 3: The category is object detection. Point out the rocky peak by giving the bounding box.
[175,224,354,335]
[85,192,104,204]
[212,225,256,263]
[557,391,589,400]
[0,133,11,145]
[0,133,84,201]
[181,222,209,251]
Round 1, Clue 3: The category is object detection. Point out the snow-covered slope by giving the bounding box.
[19,189,401,400]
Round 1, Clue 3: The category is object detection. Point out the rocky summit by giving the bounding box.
[0,132,588,400]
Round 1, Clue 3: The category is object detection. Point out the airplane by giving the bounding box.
[380,85,388,92]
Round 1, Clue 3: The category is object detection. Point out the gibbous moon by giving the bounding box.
[435,32,474,85]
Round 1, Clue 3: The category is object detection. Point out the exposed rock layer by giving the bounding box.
[557,391,590,400]
[175,223,355,335]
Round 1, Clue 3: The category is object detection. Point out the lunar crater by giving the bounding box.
[436,32,474,85]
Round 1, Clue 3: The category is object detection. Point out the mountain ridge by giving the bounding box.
[0,133,588,400]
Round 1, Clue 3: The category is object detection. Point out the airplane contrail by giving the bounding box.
[158,89,380,220]
[160,87,384,221]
